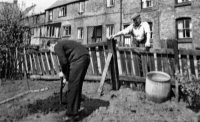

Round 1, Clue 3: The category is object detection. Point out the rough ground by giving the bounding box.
[0,79,199,122]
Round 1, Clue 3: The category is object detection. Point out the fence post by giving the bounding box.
[107,39,120,90]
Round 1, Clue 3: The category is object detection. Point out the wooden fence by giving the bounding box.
[7,39,200,100]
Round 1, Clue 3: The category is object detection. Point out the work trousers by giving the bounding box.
[65,55,90,115]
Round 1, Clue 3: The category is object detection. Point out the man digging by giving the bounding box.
[47,39,90,121]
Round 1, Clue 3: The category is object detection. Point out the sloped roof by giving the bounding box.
[46,0,82,10]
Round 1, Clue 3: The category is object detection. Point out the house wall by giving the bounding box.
[39,0,200,49]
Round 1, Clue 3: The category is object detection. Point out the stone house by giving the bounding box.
[28,0,200,49]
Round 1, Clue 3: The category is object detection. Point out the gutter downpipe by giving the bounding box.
[120,0,122,45]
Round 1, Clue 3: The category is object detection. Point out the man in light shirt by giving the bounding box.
[109,12,151,48]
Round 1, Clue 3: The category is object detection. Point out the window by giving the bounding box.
[106,25,114,38]
[141,0,153,9]
[48,10,53,22]
[123,24,131,47]
[107,0,114,7]
[87,26,102,44]
[176,18,192,39]
[63,26,71,36]
[176,0,191,4]
[58,6,67,17]
[148,22,153,39]
[77,28,83,39]
[79,2,85,14]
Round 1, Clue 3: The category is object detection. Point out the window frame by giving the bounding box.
[58,6,67,17]
[106,24,114,38]
[63,25,71,37]
[107,0,115,7]
[175,0,191,7]
[77,27,84,39]
[79,2,85,14]
[176,18,192,40]
[147,22,153,39]
[48,10,53,22]
[141,0,153,9]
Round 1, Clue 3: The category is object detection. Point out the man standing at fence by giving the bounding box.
[47,39,90,121]
[109,12,151,48]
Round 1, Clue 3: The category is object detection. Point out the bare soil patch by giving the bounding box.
[0,79,198,122]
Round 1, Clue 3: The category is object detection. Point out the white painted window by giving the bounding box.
[58,6,67,17]
[48,10,53,21]
[177,0,191,4]
[142,0,153,9]
[177,18,192,39]
[63,26,71,36]
[77,28,83,39]
[107,0,114,7]
[106,25,114,38]
[79,2,85,14]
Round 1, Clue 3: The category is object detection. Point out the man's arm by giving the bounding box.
[109,24,133,39]
[54,43,69,79]
[143,22,151,47]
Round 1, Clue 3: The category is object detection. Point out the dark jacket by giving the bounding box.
[54,40,89,75]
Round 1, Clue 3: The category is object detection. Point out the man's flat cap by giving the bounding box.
[131,13,140,20]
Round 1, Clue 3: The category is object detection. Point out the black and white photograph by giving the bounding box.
[0,0,200,122]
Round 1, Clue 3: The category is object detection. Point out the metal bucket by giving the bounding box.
[145,71,171,103]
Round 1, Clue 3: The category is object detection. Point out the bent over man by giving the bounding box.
[47,39,90,120]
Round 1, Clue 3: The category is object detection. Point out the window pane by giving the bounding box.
[177,0,182,3]
[185,29,190,38]
[178,31,183,38]
[177,21,183,29]
[106,25,114,37]
[79,2,85,13]
[185,19,190,29]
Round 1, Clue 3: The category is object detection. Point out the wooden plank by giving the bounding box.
[99,46,106,74]
[119,50,126,75]
[23,48,28,75]
[29,54,33,74]
[187,55,191,80]
[97,53,112,95]
[126,51,133,75]
[130,51,136,75]
[86,41,108,48]
[96,46,102,74]
[40,53,46,75]
[88,48,95,74]
[141,53,147,77]
[117,50,123,75]
[149,53,155,71]
[119,75,145,83]
[154,53,158,71]
[117,47,174,54]
[124,51,130,75]
[45,52,51,74]
[91,47,99,75]
[194,56,198,78]
[36,54,42,75]
[157,54,162,71]
[133,52,141,76]
[32,54,37,74]
[50,52,56,75]
[179,54,183,76]
[52,54,60,74]
[103,45,107,62]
